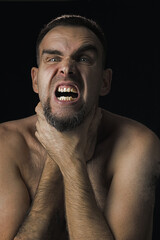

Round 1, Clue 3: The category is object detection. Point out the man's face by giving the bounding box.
[32,25,110,131]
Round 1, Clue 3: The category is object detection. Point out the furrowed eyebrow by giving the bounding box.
[41,44,98,58]
[73,44,98,57]
[41,49,63,56]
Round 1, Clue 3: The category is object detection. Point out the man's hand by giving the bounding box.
[35,103,115,240]
[35,102,102,171]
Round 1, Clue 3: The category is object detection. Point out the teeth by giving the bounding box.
[58,96,75,101]
[71,88,77,93]
[58,86,77,93]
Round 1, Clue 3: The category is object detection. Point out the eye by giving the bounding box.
[77,55,94,65]
[79,56,90,63]
[48,56,61,62]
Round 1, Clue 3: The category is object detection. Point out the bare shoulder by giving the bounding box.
[102,110,160,239]
[0,116,37,239]
[102,109,160,182]
[0,115,37,166]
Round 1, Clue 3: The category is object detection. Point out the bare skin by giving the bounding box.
[0,25,160,240]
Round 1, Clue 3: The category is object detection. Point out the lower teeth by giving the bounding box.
[57,96,75,101]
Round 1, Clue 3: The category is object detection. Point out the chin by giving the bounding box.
[43,98,87,132]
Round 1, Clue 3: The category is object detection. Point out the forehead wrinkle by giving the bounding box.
[44,25,101,45]
[39,26,103,61]
[41,49,64,58]
[41,44,99,63]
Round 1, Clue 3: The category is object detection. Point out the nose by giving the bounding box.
[58,58,75,77]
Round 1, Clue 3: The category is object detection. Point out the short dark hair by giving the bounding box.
[36,14,107,68]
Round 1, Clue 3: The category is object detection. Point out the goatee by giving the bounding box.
[43,98,86,132]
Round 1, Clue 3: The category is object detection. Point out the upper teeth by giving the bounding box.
[58,87,77,93]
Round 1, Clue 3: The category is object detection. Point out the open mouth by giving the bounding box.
[55,85,79,102]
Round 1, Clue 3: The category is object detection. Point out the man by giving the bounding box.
[0,14,159,240]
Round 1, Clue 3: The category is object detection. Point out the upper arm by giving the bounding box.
[105,128,160,240]
[0,127,30,239]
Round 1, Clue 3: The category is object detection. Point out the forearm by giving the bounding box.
[62,160,114,240]
[14,159,65,240]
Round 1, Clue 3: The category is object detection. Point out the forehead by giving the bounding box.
[39,25,103,54]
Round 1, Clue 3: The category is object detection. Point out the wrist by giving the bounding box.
[60,158,87,181]
[40,158,63,188]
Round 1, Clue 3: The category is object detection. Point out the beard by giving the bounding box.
[43,98,87,132]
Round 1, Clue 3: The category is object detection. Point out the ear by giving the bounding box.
[31,67,39,93]
[100,68,112,96]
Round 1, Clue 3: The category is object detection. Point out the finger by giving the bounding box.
[35,102,41,113]
[35,130,40,141]
[36,118,47,135]
[35,102,46,120]
[35,120,40,131]
[35,131,46,149]
[35,102,43,115]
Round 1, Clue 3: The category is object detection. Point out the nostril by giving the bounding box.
[59,63,75,76]
[60,70,65,74]
[60,70,74,75]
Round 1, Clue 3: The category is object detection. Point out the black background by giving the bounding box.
[0,0,159,239]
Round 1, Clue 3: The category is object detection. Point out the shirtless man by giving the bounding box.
[0,15,160,240]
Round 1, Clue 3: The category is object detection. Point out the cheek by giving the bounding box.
[37,76,49,101]
[83,70,103,100]
[37,67,55,100]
